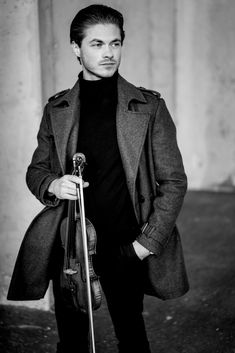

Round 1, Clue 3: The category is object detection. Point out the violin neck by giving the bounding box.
[65,200,77,259]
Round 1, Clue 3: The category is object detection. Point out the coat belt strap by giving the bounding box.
[141,222,155,237]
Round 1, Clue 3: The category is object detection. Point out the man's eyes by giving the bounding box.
[91,42,121,48]
[112,42,121,47]
[92,43,102,47]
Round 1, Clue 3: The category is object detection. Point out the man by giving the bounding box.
[8,4,189,353]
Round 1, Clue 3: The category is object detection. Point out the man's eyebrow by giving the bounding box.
[89,39,104,43]
[89,38,121,44]
[111,38,121,43]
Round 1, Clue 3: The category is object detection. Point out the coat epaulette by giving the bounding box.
[139,86,161,99]
[48,89,70,102]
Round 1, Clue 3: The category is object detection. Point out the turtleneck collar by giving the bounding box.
[78,72,118,119]
[79,71,118,93]
[79,70,118,109]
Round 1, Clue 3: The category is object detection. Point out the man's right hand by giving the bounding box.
[48,175,89,200]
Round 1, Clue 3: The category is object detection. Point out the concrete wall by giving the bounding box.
[176,0,235,190]
[1,0,235,309]
[0,0,49,309]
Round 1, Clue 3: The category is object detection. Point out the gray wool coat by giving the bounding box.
[8,74,189,301]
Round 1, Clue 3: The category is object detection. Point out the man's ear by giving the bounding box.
[71,41,80,58]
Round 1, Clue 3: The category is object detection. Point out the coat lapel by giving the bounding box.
[50,80,80,174]
[116,76,151,204]
[49,74,151,197]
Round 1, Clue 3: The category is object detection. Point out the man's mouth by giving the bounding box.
[100,62,116,65]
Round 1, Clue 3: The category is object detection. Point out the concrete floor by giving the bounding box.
[1,191,235,353]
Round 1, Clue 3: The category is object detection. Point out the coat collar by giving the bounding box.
[51,73,147,110]
[50,74,150,205]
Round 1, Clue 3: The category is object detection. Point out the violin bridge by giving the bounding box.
[63,269,78,275]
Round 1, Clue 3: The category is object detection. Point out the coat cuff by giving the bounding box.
[136,223,163,256]
[39,175,60,207]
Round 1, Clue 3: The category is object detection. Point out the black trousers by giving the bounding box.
[52,245,151,353]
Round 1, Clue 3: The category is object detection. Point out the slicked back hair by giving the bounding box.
[70,4,125,47]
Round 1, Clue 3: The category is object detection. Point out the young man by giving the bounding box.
[8,4,189,353]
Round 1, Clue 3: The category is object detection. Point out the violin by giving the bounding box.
[60,153,102,353]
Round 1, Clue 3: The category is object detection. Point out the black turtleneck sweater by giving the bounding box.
[77,72,139,253]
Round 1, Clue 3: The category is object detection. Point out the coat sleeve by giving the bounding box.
[136,98,187,255]
[26,104,61,207]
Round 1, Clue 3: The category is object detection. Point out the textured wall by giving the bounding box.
[176,0,235,190]
[0,0,49,309]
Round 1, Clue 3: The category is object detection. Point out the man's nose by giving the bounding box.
[103,45,114,58]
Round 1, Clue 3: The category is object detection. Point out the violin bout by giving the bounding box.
[60,216,102,313]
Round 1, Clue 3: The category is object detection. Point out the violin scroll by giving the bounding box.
[73,153,86,174]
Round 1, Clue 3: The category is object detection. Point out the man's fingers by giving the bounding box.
[51,175,89,200]
[63,186,77,196]
[64,194,78,200]
[63,175,89,188]
[57,193,78,201]
[64,175,82,183]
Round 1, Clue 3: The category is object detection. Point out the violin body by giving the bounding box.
[60,214,102,313]
[59,153,102,328]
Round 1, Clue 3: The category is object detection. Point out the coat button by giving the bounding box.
[139,194,145,203]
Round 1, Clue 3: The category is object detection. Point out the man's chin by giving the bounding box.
[98,68,117,78]
[83,67,118,80]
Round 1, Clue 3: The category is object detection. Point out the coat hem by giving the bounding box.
[144,285,190,301]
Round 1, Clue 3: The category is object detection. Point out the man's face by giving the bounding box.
[72,23,122,81]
